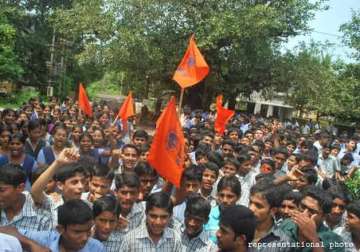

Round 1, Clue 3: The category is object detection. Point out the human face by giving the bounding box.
[146,207,171,237]
[254,130,264,141]
[238,160,252,176]
[94,211,117,241]
[139,174,157,198]
[80,136,92,153]
[140,151,149,161]
[4,112,15,124]
[0,130,11,147]
[29,127,42,142]
[280,199,298,219]
[182,180,201,195]
[58,173,85,200]
[121,147,139,170]
[216,224,236,251]
[72,127,82,142]
[58,221,93,251]
[185,213,207,238]
[92,130,104,148]
[273,153,287,170]
[291,176,309,190]
[240,137,250,145]
[287,144,295,155]
[88,176,111,202]
[264,141,273,152]
[9,139,24,157]
[229,131,239,142]
[201,169,217,191]
[116,186,139,213]
[330,148,339,157]
[346,212,360,234]
[54,128,67,149]
[299,196,323,226]
[322,148,331,159]
[221,144,234,157]
[287,155,298,170]
[214,134,223,146]
[222,163,237,177]
[347,140,356,152]
[133,137,147,146]
[327,198,346,225]
[99,114,109,126]
[202,136,213,146]
[249,193,272,224]
[0,183,23,209]
[218,187,239,208]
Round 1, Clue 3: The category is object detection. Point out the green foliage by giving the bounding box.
[340,10,360,60]
[345,170,360,201]
[87,71,123,99]
[0,89,40,108]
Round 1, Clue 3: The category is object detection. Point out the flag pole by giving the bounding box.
[178,88,184,117]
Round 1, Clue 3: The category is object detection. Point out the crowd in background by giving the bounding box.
[0,96,359,251]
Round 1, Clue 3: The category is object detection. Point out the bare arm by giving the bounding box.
[31,148,79,204]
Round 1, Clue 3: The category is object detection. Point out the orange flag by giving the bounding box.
[173,34,210,88]
[117,92,135,120]
[78,83,93,117]
[214,95,235,135]
[147,97,185,188]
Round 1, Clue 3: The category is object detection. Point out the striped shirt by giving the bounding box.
[119,222,183,252]
[102,230,122,252]
[0,191,52,231]
[181,227,218,252]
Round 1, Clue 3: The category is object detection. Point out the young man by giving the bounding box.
[134,161,160,201]
[83,163,114,203]
[181,195,217,251]
[93,195,122,252]
[337,200,360,251]
[0,164,52,231]
[324,185,349,234]
[0,199,105,251]
[31,148,88,226]
[280,186,344,252]
[204,175,241,243]
[279,191,303,221]
[173,166,202,223]
[119,191,183,251]
[216,205,257,252]
[199,162,219,205]
[109,144,140,173]
[237,153,257,207]
[132,130,149,147]
[114,172,145,238]
[248,179,292,251]
[317,143,340,182]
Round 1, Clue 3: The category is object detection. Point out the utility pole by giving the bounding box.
[46,28,56,97]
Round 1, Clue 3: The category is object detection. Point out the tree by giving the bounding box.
[51,0,327,108]
[340,10,360,60]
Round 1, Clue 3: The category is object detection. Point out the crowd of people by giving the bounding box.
[0,95,359,252]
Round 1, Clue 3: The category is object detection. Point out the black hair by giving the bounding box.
[283,191,303,206]
[347,200,360,218]
[217,176,241,197]
[91,163,114,181]
[122,144,140,156]
[200,161,219,177]
[237,153,251,165]
[298,152,318,166]
[146,191,173,215]
[223,157,240,169]
[28,119,41,132]
[0,164,26,186]
[206,151,224,168]
[271,147,289,159]
[133,130,149,140]
[93,195,121,218]
[326,184,350,203]
[9,133,26,144]
[58,199,93,227]
[302,167,318,185]
[221,139,235,148]
[185,194,211,220]
[114,172,140,190]
[80,132,93,143]
[54,163,86,183]
[302,186,332,214]
[134,162,158,178]
[220,205,256,244]
[250,179,282,208]
[30,166,48,185]
[181,165,202,184]
[260,159,276,171]
[52,125,67,136]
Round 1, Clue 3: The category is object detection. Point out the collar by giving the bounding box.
[21,192,37,217]
[128,202,145,219]
[136,223,173,240]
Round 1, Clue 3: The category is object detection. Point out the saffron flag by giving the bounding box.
[117,92,135,131]
[147,97,185,188]
[78,83,93,117]
[214,95,235,135]
[172,34,210,88]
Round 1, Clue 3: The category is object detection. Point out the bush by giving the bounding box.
[345,170,360,201]
[0,89,40,109]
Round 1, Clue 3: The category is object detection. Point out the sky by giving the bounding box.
[285,0,360,61]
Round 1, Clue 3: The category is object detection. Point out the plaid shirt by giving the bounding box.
[181,227,218,252]
[0,191,52,231]
[102,230,122,252]
[119,222,183,252]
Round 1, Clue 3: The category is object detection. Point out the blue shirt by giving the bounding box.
[20,230,105,252]
[204,205,220,243]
